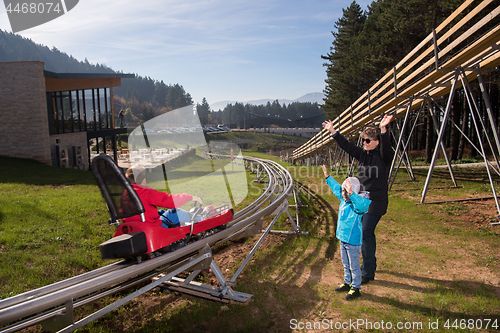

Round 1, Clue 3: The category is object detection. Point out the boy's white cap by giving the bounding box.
[342,177,361,194]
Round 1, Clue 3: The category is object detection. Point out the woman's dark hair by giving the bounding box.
[362,126,380,141]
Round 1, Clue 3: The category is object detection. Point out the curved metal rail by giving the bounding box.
[0,155,298,332]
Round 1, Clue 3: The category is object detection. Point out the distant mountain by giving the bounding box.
[293,92,325,104]
[210,92,325,111]
[210,100,238,111]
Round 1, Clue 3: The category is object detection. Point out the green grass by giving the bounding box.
[410,156,484,166]
[117,130,308,155]
[0,157,112,298]
[205,130,308,144]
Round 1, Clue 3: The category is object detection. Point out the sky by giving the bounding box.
[0,0,373,106]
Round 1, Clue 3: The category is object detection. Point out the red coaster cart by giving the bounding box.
[91,154,233,261]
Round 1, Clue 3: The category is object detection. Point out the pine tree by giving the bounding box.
[322,1,367,120]
[197,97,210,125]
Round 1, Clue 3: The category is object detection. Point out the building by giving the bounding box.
[0,61,134,170]
[293,113,325,128]
[240,112,325,129]
[241,112,293,129]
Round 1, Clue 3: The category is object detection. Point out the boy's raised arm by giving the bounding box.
[349,191,371,214]
[323,165,343,202]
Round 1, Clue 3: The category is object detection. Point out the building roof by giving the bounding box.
[44,70,135,92]
[44,70,135,79]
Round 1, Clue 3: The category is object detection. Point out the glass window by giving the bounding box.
[55,92,63,133]
[47,87,117,136]
[84,89,95,131]
[71,91,81,132]
[80,90,87,131]
[93,89,99,131]
[61,91,72,133]
[105,88,112,129]
[98,88,107,130]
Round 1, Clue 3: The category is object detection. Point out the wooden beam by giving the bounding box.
[45,77,122,92]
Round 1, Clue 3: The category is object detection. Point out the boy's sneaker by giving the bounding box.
[334,283,351,292]
[345,287,361,300]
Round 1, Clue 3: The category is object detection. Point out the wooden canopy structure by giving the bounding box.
[292,0,500,221]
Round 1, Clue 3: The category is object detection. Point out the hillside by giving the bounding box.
[0,29,192,113]
[0,29,320,126]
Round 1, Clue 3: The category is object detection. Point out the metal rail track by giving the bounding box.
[0,155,298,332]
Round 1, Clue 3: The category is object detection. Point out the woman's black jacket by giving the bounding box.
[332,131,394,216]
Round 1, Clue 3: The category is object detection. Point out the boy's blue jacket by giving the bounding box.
[326,176,371,246]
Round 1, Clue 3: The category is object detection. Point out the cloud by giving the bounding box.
[0,0,374,103]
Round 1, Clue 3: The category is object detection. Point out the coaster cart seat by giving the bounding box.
[91,154,233,260]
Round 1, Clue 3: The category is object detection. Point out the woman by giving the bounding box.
[323,114,394,284]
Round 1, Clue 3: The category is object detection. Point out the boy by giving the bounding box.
[322,165,371,300]
[123,165,203,227]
